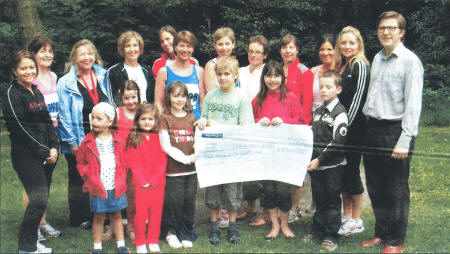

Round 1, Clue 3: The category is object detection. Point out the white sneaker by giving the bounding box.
[136,245,147,254]
[148,244,160,253]
[218,208,229,228]
[181,240,193,248]
[36,241,53,253]
[40,222,61,238]
[287,209,299,223]
[338,218,365,236]
[37,229,47,242]
[166,235,182,249]
[341,215,351,224]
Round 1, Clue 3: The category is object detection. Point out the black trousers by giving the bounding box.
[11,151,55,251]
[242,181,263,203]
[160,174,197,241]
[342,118,366,195]
[66,153,91,226]
[363,119,412,246]
[260,180,291,212]
[310,166,343,243]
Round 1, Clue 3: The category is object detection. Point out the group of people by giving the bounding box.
[2,10,423,254]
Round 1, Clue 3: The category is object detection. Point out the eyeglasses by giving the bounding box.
[248,50,264,56]
[378,26,399,33]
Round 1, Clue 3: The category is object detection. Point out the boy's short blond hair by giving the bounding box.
[214,56,239,77]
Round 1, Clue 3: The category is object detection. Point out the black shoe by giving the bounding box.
[227,229,241,244]
[264,236,275,242]
[91,249,102,254]
[117,246,130,253]
[79,221,92,230]
[209,230,221,245]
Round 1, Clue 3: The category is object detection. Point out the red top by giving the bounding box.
[76,132,128,199]
[252,90,306,124]
[285,57,313,124]
[117,107,134,142]
[125,133,168,187]
[152,53,198,77]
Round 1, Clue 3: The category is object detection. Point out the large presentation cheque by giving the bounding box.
[194,124,313,188]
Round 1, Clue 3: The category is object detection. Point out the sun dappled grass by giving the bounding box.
[1,126,449,253]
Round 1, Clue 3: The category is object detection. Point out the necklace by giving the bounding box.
[81,69,99,105]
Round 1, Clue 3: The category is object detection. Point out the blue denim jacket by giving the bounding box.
[57,64,111,154]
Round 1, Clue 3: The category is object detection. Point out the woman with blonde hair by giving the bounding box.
[335,26,370,237]
[57,39,112,228]
[203,27,236,94]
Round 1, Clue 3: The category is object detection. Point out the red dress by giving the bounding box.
[125,133,167,245]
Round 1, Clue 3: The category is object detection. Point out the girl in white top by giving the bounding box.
[204,27,236,94]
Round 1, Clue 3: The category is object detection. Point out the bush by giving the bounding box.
[420,87,450,127]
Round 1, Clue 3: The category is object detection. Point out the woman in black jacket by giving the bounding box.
[2,50,58,253]
[107,31,154,106]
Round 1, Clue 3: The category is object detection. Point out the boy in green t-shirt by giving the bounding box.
[197,56,254,245]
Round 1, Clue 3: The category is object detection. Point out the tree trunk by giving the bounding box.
[17,0,42,47]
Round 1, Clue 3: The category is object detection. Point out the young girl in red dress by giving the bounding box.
[116,80,140,240]
[125,104,167,253]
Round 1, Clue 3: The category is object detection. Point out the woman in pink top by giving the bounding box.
[27,35,61,239]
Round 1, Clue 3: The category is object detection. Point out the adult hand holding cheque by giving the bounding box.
[194,123,313,188]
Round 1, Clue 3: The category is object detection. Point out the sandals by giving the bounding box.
[237,206,256,220]
[320,239,337,251]
[249,212,271,227]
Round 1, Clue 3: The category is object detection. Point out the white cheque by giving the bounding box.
[194,123,313,188]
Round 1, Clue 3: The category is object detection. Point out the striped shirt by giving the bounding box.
[363,43,423,149]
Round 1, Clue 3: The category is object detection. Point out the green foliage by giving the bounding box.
[0,0,448,125]
[420,87,450,126]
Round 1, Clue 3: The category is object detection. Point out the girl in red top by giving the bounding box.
[252,60,305,242]
[76,102,130,254]
[125,104,167,253]
[116,80,140,241]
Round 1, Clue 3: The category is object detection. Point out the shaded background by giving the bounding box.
[1,0,448,125]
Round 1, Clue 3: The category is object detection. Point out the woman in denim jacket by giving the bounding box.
[57,39,112,228]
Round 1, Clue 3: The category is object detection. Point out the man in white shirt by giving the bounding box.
[360,11,423,254]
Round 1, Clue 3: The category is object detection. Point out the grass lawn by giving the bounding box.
[1,126,449,253]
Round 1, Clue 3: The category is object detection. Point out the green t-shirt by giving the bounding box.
[201,88,254,125]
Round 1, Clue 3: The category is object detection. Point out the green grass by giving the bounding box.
[1,126,449,253]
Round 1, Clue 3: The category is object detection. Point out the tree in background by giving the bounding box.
[0,0,448,125]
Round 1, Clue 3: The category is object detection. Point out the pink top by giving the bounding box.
[252,90,306,124]
[117,106,134,142]
[125,133,167,187]
[33,72,58,127]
